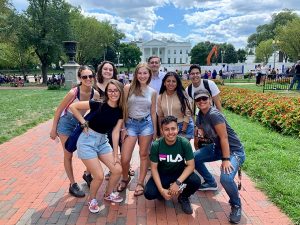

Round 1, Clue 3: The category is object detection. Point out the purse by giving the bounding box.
[65,103,102,153]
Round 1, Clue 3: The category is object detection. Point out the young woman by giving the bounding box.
[193,89,246,224]
[117,63,157,196]
[50,66,99,198]
[69,79,125,213]
[157,72,194,140]
[94,61,134,180]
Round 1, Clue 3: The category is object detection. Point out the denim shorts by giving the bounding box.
[178,118,194,139]
[57,111,78,136]
[125,114,154,136]
[77,129,112,160]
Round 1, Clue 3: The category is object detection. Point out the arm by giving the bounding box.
[68,101,91,130]
[212,94,222,112]
[214,123,233,174]
[151,91,157,140]
[121,84,130,142]
[50,90,76,140]
[111,119,123,163]
[151,161,172,200]
[169,159,195,195]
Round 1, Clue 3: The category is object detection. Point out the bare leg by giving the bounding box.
[120,136,137,180]
[81,158,104,200]
[137,135,153,185]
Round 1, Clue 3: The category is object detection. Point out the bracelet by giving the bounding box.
[80,121,89,129]
[120,128,127,132]
[221,157,230,161]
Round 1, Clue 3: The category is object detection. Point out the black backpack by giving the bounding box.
[187,79,213,115]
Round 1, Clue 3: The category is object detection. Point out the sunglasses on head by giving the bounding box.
[81,74,95,80]
[195,96,209,102]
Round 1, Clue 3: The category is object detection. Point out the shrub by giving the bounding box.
[47,84,61,90]
[220,86,300,137]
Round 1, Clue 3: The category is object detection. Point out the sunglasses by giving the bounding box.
[195,96,209,102]
[81,74,95,80]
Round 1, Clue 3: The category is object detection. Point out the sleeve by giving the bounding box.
[209,110,225,126]
[150,140,159,163]
[89,99,100,112]
[157,94,164,117]
[208,80,220,97]
[181,137,194,161]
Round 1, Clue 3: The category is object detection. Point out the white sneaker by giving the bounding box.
[88,199,100,213]
[104,192,123,203]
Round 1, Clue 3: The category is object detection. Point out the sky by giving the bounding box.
[11,0,300,49]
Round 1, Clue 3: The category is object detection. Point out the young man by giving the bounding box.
[148,56,165,93]
[185,64,222,114]
[144,116,201,214]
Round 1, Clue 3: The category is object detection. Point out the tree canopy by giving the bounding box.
[119,43,142,72]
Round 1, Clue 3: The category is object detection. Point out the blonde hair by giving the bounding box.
[104,79,127,119]
[128,63,152,97]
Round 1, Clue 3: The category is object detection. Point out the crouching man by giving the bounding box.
[144,115,201,214]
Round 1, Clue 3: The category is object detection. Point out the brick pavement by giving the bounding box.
[0,120,293,225]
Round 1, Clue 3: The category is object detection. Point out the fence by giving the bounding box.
[262,74,298,92]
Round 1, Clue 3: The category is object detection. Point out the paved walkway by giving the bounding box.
[0,120,293,225]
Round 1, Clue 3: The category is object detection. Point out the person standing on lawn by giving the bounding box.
[193,89,245,224]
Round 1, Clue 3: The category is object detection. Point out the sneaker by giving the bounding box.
[229,205,241,224]
[198,182,218,191]
[105,171,111,180]
[178,195,193,214]
[88,199,100,213]
[82,173,93,188]
[69,183,85,198]
[104,192,123,203]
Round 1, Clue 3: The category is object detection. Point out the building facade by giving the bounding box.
[135,39,191,65]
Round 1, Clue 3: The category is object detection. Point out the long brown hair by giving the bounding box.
[96,61,118,84]
[104,79,127,119]
[128,63,152,97]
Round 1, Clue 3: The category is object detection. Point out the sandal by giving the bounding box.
[134,182,144,197]
[128,167,135,176]
[117,176,131,192]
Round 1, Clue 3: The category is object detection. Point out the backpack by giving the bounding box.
[187,79,213,115]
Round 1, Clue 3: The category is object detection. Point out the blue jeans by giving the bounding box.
[289,75,300,90]
[194,144,245,207]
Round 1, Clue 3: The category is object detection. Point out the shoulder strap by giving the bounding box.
[203,79,212,96]
[64,87,78,114]
[90,88,95,99]
[187,84,193,98]
[76,86,80,100]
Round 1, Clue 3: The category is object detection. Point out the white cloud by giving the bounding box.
[168,24,175,28]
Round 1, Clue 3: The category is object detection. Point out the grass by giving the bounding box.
[224,109,300,224]
[0,89,67,144]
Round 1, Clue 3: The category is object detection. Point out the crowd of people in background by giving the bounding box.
[49,55,247,224]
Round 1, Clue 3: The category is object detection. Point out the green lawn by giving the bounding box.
[0,88,67,144]
[225,109,300,224]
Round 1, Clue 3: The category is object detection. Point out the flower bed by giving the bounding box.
[220,86,300,137]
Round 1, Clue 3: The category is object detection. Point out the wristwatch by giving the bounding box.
[175,179,182,186]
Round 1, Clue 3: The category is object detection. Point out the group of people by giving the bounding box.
[50,56,246,224]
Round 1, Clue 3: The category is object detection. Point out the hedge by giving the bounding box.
[220,86,300,137]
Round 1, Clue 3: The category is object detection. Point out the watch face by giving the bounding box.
[176,180,181,185]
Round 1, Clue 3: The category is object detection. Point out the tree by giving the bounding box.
[223,44,238,64]
[236,49,247,63]
[247,9,298,48]
[255,39,273,63]
[119,43,142,71]
[276,18,300,61]
[18,0,72,83]
[190,42,215,65]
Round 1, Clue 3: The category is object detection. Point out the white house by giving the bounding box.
[135,39,191,65]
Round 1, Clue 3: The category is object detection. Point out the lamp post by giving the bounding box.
[272,40,279,69]
[116,52,120,69]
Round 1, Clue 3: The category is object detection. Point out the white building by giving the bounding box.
[135,39,191,65]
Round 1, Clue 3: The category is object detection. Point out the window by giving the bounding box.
[180,49,182,54]
[174,58,176,64]
[180,58,182,63]
[168,58,170,64]
[174,50,176,54]
[186,50,188,54]
[168,50,170,54]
